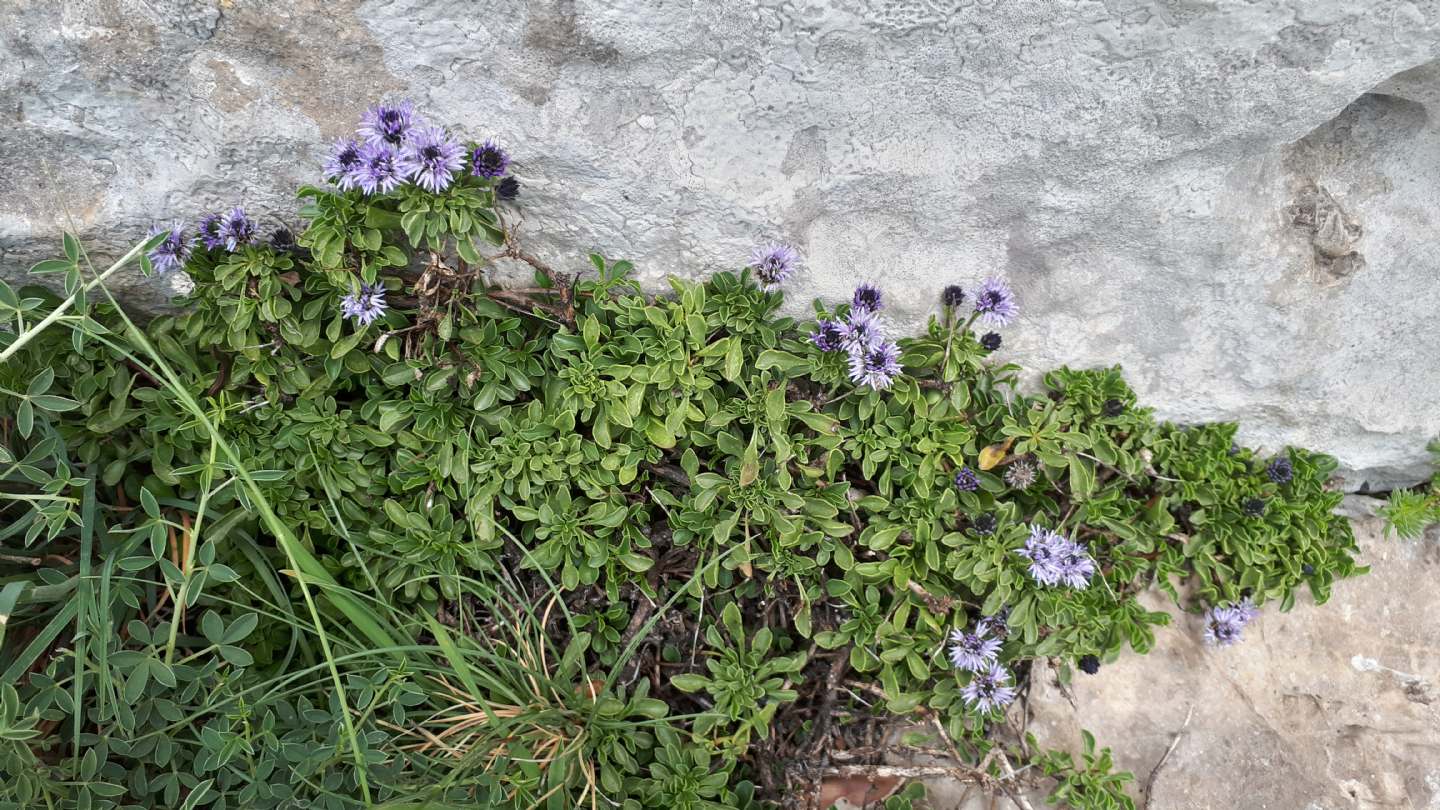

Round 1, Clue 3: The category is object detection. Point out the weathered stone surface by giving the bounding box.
[1024,504,1440,809]
[2,1,1439,487]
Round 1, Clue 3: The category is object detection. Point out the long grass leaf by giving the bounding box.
[1,600,77,684]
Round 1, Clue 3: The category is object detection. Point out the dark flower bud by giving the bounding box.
[972,513,998,535]
[954,466,980,492]
[1266,456,1293,484]
[269,227,296,249]
[980,332,1002,352]
[942,285,965,307]
[852,283,883,313]
[1102,398,1124,418]
[1078,655,1100,675]
[496,176,520,200]
[1243,497,1266,517]
[1302,563,1315,575]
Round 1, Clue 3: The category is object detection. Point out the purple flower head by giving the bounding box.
[1203,604,1250,647]
[954,466,979,492]
[810,318,846,352]
[942,284,965,308]
[847,339,902,391]
[398,125,466,193]
[973,276,1018,327]
[146,221,192,274]
[851,282,883,313]
[219,207,257,252]
[470,139,510,179]
[948,628,1002,672]
[197,213,225,250]
[1017,525,1065,586]
[840,308,882,353]
[324,137,364,189]
[1234,597,1260,623]
[496,176,520,200]
[357,143,404,195]
[961,662,1018,714]
[1266,456,1293,484]
[1056,539,1097,589]
[358,100,419,147]
[340,282,388,327]
[749,242,799,290]
[980,332,1002,352]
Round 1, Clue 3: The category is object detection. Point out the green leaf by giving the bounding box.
[723,338,743,382]
[217,645,253,667]
[222,613,259,644]
[1069,454,1096,499]
[201,611,225,645]
[25,367,54,396]
[29,395,80,412]
[28,258,73,275]
[140,487,160,519]
[754,349,808,374]
[669,674,709,693]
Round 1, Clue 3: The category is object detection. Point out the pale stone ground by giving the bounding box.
[904,499,1440,810]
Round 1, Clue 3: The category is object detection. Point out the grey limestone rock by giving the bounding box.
[2,0,1439,488]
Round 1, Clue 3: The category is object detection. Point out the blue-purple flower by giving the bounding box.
[1056,541,1097,589]
[974,276,1018,327]
[948,628,1002,672]
[852,282,883,313]
[358,100,419,147]
[1202,602,1256,647]
[357,143,404,195]
[954,466,979,492]
[198,213,225,250]
[942,284,965,307]
[324,137,364,190]
[340,283,388,327]
[749,243,799,290]
[470,139,510,179]
[961,662,1018,713]
[810,319,846,352]
[146,221,192,274]
[1017,525,1094,589]
[1018,525,1063,586]
[847,339,902,391]
[839,308,882,353]
[1266,456,1293,484]
[398,125,466,193]
[219,207,256,252]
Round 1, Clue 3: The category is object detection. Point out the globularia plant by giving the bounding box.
[0,100,1364,809]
